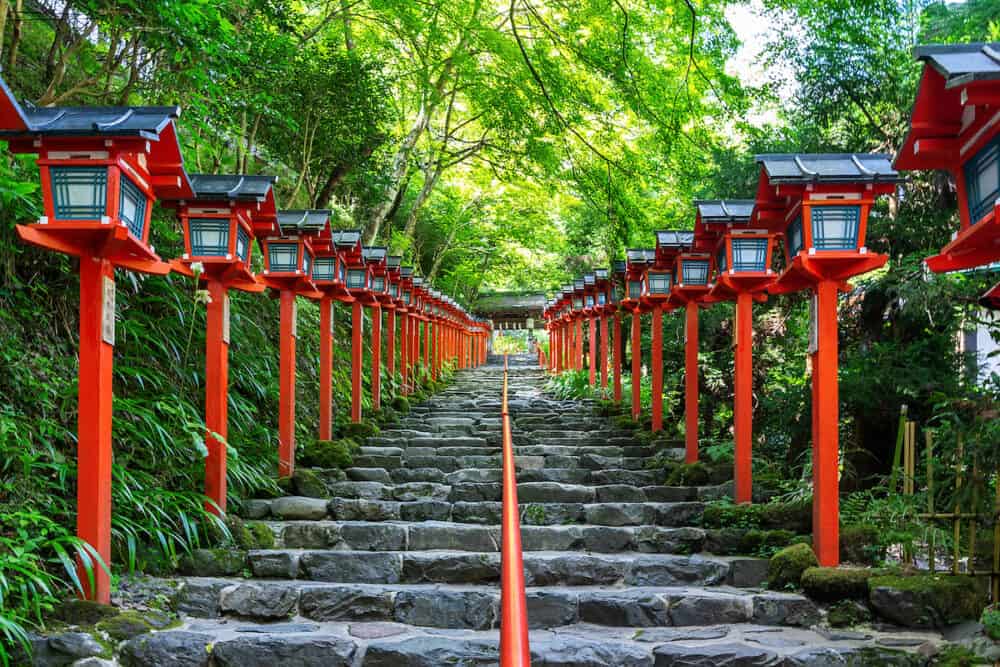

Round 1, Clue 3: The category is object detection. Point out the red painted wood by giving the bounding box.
[813,279,841,566]
[423,320,430,370]
[588,316,597,386]
[734,291,753,504]
[400,312,409,393]
[351,300,363,422]
[631,311,641,419]
[371,304,381,411]
[278,290,297,478]
[77,256,114,603]
[600,315,609,390]
[685,301,699,463]
[575,318,584,370]
[319,297,334,441]
[386,308,396,380]
[651,305,663,432]
[613,312,622,402]
[204,279,229,514]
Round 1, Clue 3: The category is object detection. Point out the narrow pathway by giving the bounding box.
[118,358,941,665]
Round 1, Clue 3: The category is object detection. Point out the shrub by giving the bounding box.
[981,606,1000,641]
[768,543,818,590]
[666,462,711,486]
[342,421,379,440]
[701,501,764,529]
[298,439,358,469]
[391,396,410,413]
[839,524,886,566]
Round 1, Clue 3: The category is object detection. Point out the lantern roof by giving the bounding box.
[913,42,1000,87]
[387,255,402,269]
[277,210,331,235]
[573,278,585,290]
[189,174,276,201]
[694,200,755,224]
[655,230,695,247]
[331,230,363,247]
[612,260,626,276]
[583,273,596,286]
[400,266,414,278]
[413,277,425,287]
[755,154,901,184]
[362,246,388,264]
[626,248,656,265]
[595,268,609,280]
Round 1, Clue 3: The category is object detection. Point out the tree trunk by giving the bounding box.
[341,0,355,50]
[6,0,22,73]
[0,0,9,66]
[366,104,430,242]
[402,159,444,240]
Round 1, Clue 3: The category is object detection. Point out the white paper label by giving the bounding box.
[102,276,115,346]
[291,299,298,339]
[222,294,231,344]
[808,292,818,355]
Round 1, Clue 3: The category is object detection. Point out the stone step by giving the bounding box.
[305,480,703,503]
[361,444,657,458]
[263,520,717,556]
[352,454,653,472]
[172,578,820,631]
[250,496,708,526]
[245,550,744,588]
[110,619,936,667]
[343,466,662,486]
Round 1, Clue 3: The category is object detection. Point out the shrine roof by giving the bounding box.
[756,154,902,184]
[914,42,1000,88]
[694,200,754,223]
[277,210,331,234]
[189,174,276,201]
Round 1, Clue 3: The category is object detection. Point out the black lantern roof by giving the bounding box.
[387,255,402,269]
[694,200,755,224]
[573,278,585,290]
[914,42,1000,87]
[595,268,609,280]
[413,277,425,287]
[330,230,363,247]
[400,266,414,278]
[277,210,331,234]
[612,260,626,275]
[583,273,596,286]
[189,174,276,201]
[655,230,696,247]
[755,154,902,184]
[625,248,656,264]
[362,246,388,263]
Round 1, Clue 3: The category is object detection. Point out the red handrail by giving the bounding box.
[500,354,531,665]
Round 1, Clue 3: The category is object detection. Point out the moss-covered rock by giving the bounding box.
[701,502,764,529]
[665,462,711,486]
[391,396,410,414]
[826,599,872,628]
[178,548,246,577]
[52,599,118,626]
[244,521,275,549]
[759,500,812,533]
[342,421,379,440]
[298,439,357,469]
[869,574,986,629]
[292,468,328,498]
[741,529,800,557]
[802,566,879,601]
[839,524,886,566]
[768,543,819,590]
[612,415,639,430]
[96,611,154,641]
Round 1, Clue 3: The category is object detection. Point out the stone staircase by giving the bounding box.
[112,358,940,666]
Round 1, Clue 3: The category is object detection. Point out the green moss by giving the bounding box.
[178,548,247,576]
[342,421,379,440]
[839,524,886,566]
[801,566,879,601]
[740,529,798,557]
[701,501,764,529]
[666,462,711,486]
[291,468,328,498]
[933,645,986,667]
[768,543,818,590]
[391,396,411,413]
[52,599,118,626]
[869,574,985,627]
[982,606,1000,641]
[826,599,872,628]
[298,439,357,469]
[276,476,293,494]
[759,500,812,533]
[612,415,640,430]
[523,504,547,524]
[96,611,154,641]
[245,522,275,549]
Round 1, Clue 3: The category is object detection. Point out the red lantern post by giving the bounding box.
[338,233,372,422]
[386,257,403,384]
[363,246,390,410]
[0,79,193,602]
[754,153,902,566]
[623,250,655,420]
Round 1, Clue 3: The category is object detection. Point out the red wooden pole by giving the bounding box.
[613,311,623,402]
[399,312,408,393]
[734,291,753,504]
[576,318,584,370]
[278,289,297,478]
[371,304,381,411]
[386,308,396,380]
[631,310,641,420]
[204,279,229,514]
[813,279,841,566]
[423,319,430,371]
[588,315,597,386]
[651,304,663,432]
[351,300,363,422]
[600,314,609,390]
[319,296,334,441]
[684,301,700,463]
[77,256,114,603]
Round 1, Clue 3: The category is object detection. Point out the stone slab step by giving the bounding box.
[171,578,821,631]
[244,550,740,588]
[109,619,938,667]
[263,520,714,556]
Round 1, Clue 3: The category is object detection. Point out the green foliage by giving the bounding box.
[768,543,819,590]
[298,439,358,470]
[869,574,985,627]
[801,566,879,602]
[544,370,598,401]
[981,606,1000,642]
[665,463,711,487]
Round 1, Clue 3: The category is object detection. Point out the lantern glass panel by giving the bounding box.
[338,261,345,282]
[389,284,399,298]
[236,225,251,262]
[119,175,148,240]
[403,289,412,304]
[716,245,728,273]
[302,250,313,275]
[189,218,230,256]
[682,260,709,285]
[732,238,768,272]
[598,292,607,305]
[572,297,583,309]
[786,215,804,256]
[648,271,671,294]
[269,242,299,272]
[628,280,642,299]
[964,135,1000,224]
[811,206,861,250]
[347,268,367,289]
[50,166,108,220]
[313,257,335,281]
[585,294,595,307]
[372,276,385,292]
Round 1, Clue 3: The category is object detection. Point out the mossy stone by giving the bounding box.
[701,502,764,530]
[391,396,410,413]
[826,599,872,628]
[343,422,379,440]
[52,599,118,626]
[178,548,246,577]
[298,439,356,469]
[839,524,886,566]
[292,468,328,498]
[802,566,879,601]
[245,522,275,549]
[666,462,711,486]
[768,543,819,590]
[740,529,798,557]
[612,415,639,430]
[760,500,812,533]
[96,611,154,641]
[869,574,985,628]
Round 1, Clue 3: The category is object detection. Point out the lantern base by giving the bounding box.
[769,252,886,294]
[980,281,1000,311]
[17,223,169,275]
[925,209,999,273]
[170,259,264,293]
